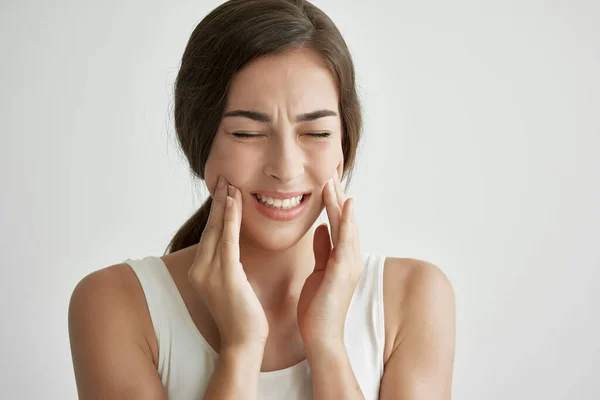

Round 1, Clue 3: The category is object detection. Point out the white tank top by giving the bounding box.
[124,252,386,399]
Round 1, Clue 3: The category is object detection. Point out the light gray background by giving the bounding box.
[1,0,598,398]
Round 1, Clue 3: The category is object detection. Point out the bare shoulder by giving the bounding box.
[68,263,165,399]
[70,263,145,304]
[70,264,151,333]
[69,262,158,363]
[382,257,455,362]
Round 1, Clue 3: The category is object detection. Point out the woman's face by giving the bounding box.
[204,47,344,251]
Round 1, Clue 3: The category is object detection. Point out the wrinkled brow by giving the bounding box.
[222,109,338,123]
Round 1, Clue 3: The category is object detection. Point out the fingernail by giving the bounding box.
[218,176,225,189]
[228,185,235,197]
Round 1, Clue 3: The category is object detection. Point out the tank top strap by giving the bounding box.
[124,256,188,373]
[344,252,386,394]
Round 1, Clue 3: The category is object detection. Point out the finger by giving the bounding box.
[324,179,341,244]
[333,169,348,210]
[221,187,241,270]
[213,237,222,267]
[312,223,332,272]
[335,198,358,260]
[234,183,243,229]
[198,176,228,263]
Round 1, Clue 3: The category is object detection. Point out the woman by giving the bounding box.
[68,0,456,399]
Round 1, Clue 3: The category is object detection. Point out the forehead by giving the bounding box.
[225,48,339,113]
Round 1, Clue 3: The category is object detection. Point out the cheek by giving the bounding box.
[308,142,343,183]
[204,137,260,197]
[204,138,232,197]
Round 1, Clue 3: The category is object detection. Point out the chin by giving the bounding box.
[240,212,319,252]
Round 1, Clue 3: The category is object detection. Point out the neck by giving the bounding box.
[238,226,316,319]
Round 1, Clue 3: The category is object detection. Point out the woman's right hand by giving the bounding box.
[188,176,269,349]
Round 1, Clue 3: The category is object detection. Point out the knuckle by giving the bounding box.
[212,191,225,202]
[189,263,219,291]
[221,237,237,248]
[188,264,206,285]
[223,210,234,222]
[202,223,218,236]
[340,235,354,248]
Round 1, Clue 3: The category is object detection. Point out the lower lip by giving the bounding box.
[252,194,311,221]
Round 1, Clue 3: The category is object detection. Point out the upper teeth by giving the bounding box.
[256,194,304,209]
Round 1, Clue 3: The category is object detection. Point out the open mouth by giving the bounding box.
[251,193,311,210]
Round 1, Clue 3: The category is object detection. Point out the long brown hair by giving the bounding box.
[164,0,363,255]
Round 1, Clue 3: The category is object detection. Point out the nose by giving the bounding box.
[263,131,304,184]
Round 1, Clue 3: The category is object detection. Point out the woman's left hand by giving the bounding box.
[297,170,364,347]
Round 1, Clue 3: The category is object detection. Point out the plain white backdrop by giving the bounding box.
[1,0,598,398]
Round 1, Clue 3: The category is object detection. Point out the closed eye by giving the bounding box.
[232,132,331,138]
[232,132,262,138]
[308,132,331,138]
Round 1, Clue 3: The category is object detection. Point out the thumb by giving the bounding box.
[313,223,332,272]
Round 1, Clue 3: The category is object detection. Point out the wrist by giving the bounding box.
[219,342,265,370]
[221,340,266,356]
[304,340,350,376]
[304,339,346,359]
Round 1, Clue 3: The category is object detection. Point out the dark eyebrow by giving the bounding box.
[222,109,338,123]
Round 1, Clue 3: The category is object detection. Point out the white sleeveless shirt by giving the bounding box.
[124,252,386,399]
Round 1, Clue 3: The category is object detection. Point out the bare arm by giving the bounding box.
[379,261,456,400]
[202,344,265,400]
[306,341,365,400]
[190,179,269,399]
[68,266,167,400]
